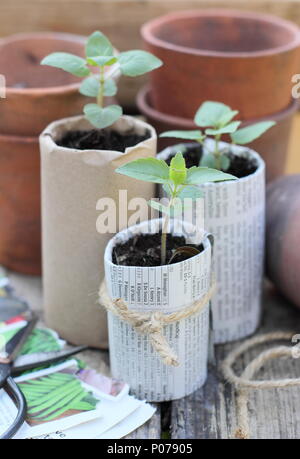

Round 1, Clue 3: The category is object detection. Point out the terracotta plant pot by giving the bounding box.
[0,32,119,275]
[0,32,89,137]
[266,175,300,309]
[138,86,298,182]
[142,9,300,120]
[0,133,40,274]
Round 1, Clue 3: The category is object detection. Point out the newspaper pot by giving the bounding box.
[266,175,300,309]
[158,140,265,344]
[139,85,297,182]
[104,219,212,402]
[142,9,300,120]
[40,115,156,348]
[0,132,40,274]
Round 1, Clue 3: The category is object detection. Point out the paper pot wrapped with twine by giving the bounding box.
[100,218,214,402]
[40,115,157,348]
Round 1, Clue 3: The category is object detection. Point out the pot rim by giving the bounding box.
[158,139,265,185]
[0,32,119,95]
[138,85,300,126]
[39,114,157,155]
[141,9,300,58]
[104,217,210,270]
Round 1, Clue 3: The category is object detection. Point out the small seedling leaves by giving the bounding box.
[205,121,241,136]
[220,154,231,171]
[85,31,114,58]
[218,110,239,127]
[104,78,117,97]
[178,185,204,200]
[87,56,117,67]
[185,166,236,185]
[116,158,170,183]
[199,153,217,169]
[169,153,187,185]
[194,101,233,127]
[160,130,204,142]
[41,52,90,77]
[230,121,276,145]
[79,76,100,97]
[162,183,172,198]
[118,50,162,76]
[83,103,122,129]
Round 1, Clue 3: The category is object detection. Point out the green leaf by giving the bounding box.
[185,166,236,185]
[194,101,232,127]
[104,78,117,97]
[220,154,231,171]
[79,76,100,97]
[178,186,204,200]
[205,121,241,136]
[116,158,170,183]
[87,56,117,67]
[230,121,276,145]
[218,110,239,127]
[199,153,217,169]
[169,152,187,185]
[41,52,90,77]
[160,130,205,142]
[84,104,122,129]
[85,31,114,57]
[118,50,162,76]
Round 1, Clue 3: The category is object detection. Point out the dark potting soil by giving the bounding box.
[167,145,257,178]
[112,233,203,267]
[57,128,150,152]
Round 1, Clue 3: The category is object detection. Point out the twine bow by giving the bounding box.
[222,331,299,439]
[99,280,216,367]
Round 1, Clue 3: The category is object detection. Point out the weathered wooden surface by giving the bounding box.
[1,0,300,107]
[7,271,300,439]
[171,283,300,439]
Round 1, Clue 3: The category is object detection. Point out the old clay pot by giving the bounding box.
[142,9,300,120]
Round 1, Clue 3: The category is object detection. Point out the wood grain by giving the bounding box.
[171,282,300,439]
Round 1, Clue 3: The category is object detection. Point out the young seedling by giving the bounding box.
[116,152,236,265]
[160,101,276,171]
[41,31,162,130]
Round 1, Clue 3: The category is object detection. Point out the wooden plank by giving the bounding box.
[6,270,161,438]
[286,113,300,175]
[171,283,300,439]
[1,1,300,107]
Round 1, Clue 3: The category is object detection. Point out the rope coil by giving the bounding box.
[99,280,216,367]
[222,331,298,439]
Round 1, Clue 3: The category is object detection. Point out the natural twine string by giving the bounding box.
[222,331,298,439]
[99,280,216,367]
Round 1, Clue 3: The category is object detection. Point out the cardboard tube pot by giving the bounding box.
[104,219,212,402]
[142,9,300,120]
[40,115,156,348]
[158,140,265,344]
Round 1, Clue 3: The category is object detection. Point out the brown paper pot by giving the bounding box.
[138,86,298,182]
[40,115,157,348]
[142,9,300,120]
[0,133,40,274]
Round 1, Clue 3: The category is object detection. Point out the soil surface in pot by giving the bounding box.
[58,128,150,152]
[112,233,203,267]
[167,145,257,178]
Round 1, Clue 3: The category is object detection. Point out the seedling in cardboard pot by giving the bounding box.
[41,31,162,129]
[161,101,276,171]
[116,152,236,265]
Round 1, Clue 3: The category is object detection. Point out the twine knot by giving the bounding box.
[99,280,216,367]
